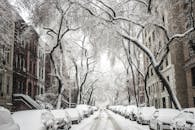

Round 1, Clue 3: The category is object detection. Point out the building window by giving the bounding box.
[29,61,32,72]
[0,74,2,94]
[23,58,26,71]
[23,83,26,94]
[149,37,151,43]
[15,55,18,68]
[189,39,195,56]
[19,55,22,70]
[6,52,10,65]
[28,83,32,96]
[193,97,195,107]
[33,63,36,74]
[162,97,166,108]
[155,99,158,108]
[41,88,43,94]
[192,67,195,86]
[6,76,10,94]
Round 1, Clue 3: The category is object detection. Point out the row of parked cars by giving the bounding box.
[0,104,98,130]
[108,105,195,130]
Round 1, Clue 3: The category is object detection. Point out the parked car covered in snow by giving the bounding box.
[136,106,156,125]
[51,110,72,130]
[149,108,180,130]
[119,106,126,116]
[124,105,137,119]
[64,108,82,124]
[130,106,138,121]
[0,106,20,130]
[91,106,98,112]
[115,105,125,115]
[76,104,91,117]
[171,108,195,130]
[12,110,55,130]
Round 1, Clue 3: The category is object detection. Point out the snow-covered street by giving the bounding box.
[70,109,149,130]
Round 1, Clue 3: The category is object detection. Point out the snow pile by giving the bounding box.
[12,110,54,130]
[0,106,20,130]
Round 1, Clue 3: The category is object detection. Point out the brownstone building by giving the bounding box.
[13,17,39,99]
[25,26,39,98]
[13,15,28,95]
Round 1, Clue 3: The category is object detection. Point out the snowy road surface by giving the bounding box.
[70,109,149,130]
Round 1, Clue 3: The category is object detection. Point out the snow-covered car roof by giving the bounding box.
[140,107,155,113]
[51,109,70,122]
[126,105,137,112]
[155,109,180,123]
[64,108,80,120]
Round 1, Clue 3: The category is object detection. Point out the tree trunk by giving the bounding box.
[144,65,150,106]
[154,66,181,109]
[129,63,138,107]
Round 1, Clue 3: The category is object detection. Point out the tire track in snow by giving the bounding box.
[105,110,123,130]
[72,111,100,130]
